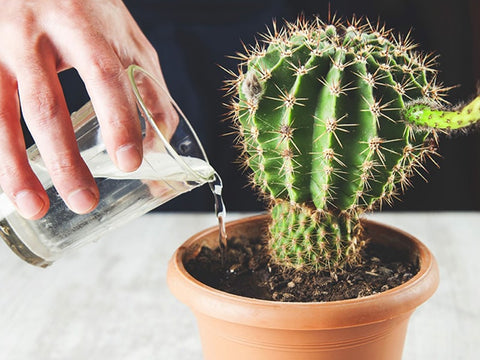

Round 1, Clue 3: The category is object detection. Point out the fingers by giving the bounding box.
[0,0,176,221]
[0,69,49,220]
[16,58,99,215]
[72,36,143,173]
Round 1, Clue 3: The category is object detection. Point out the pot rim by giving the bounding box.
[167,214,439,329]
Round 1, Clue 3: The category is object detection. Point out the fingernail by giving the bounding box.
[67,188,98,214]
[116,144,142,172]
[15,190,46,219]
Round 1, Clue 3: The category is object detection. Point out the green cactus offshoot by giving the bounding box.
[226,16,480,273]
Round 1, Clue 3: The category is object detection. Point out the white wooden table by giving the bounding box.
[0,212,478,359]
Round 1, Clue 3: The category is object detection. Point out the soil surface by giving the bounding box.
[186,236,419,302]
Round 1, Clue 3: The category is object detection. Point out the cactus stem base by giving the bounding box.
[268,200,364,272]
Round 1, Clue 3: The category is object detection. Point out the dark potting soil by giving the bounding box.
[185,236,419,302]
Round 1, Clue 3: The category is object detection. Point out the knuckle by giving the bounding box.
[22,89,61,126]
[12,11,37,40]
[0,160,32,194]
[88,55,124,85]
[45,151,82,179]
[0,107,13,123]
[57,0,85,16]
[52,0,92,27]
[0,163,20,184]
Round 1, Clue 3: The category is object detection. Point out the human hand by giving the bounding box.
[0,0,175,219]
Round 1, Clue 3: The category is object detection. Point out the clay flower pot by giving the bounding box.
[167,215,439,360]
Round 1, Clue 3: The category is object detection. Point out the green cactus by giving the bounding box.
[226,17,480,272]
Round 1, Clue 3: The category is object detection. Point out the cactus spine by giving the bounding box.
[226,17,480,272]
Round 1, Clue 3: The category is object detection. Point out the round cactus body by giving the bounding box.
[227,17,480,271]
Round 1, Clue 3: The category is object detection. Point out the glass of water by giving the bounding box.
[0,65,215,267]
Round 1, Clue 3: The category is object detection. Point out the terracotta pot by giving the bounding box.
[167,215,439,360]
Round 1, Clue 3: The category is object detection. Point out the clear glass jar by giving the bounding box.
[0,65,214,267]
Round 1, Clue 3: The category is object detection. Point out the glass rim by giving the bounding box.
[127,64,212,183]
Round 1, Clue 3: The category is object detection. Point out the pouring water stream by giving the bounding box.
[209,172,227,261]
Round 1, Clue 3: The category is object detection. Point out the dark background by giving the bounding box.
[26,0,480,212]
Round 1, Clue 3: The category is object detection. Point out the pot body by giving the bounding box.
[167,215,439,360]
[196,312,411,360]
